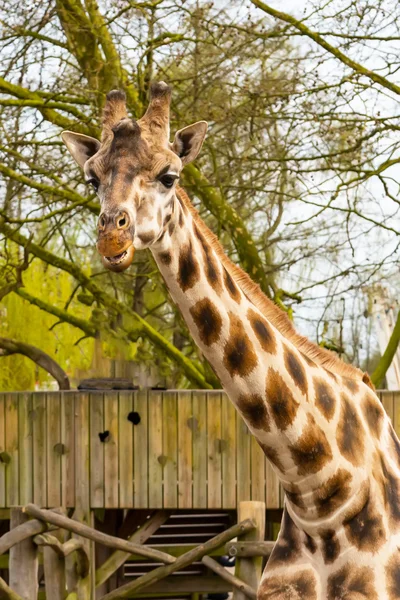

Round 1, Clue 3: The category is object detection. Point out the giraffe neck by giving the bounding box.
[151,188,395,534]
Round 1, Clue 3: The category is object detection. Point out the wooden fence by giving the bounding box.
[0,390,398,511]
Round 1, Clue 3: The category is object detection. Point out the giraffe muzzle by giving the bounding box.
[97,210,135,272]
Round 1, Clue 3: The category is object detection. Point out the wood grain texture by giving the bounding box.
[178,391,192,508]
[118,392,134,508]
[104,392,119,508]
[163,392,178,508]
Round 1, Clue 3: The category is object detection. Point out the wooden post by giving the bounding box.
[42,528,67,600]
[233,501,265,600]
[9,508,38,600]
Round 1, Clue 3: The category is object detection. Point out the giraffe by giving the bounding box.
[62,83,400,599]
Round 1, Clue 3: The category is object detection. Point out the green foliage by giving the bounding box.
[0,255,93,390]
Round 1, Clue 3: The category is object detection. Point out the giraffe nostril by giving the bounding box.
[99,214,107,229]
[116,211,129,229]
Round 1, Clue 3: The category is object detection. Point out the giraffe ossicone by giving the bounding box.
[62,83,400,600]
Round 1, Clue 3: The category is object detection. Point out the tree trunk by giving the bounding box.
[0,337,70,390]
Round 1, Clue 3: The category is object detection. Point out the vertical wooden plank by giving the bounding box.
[221,393,236,509]
[75,392,90,512]
[43,526,66,600]
[207,392,222,509]
[134,390,149,508]
[47,392,62,507]
[0,394,5,507]
[233,501,265,600]
[118,392,134,508]
[382,391,394,424]
[178,391,193,508]
[251,437,266,502]
[61,392,75,508]
[90,392,104,508]
[392,391,400,437]
[5,393,19,507]
[236,418,251,503]
[9,508,38,598]
[74,392,95,597]
[192,392,207,509]
[265,458,280,509]
[18,392,33,505]
[104,392,119,508]
[32,392,47,506]
[162,391,178,508]
[148,391,163,508]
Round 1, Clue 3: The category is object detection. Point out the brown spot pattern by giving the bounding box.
[344,495,386,552]
[223,267,241,302]
[248,308,277,355]
[194,225,222,293]
[342,376,359,394]
[314,468,352,518]
[386,551,400,600]
[259,443,284,472]
[336,394,365,466]
[284,483,305,510]
[223,313,258,377]
[177,241,200,291]
[259,570,317,600]
[189,298,222,347]
[313,377,336,421]
[289,414,333,475]
[327,563,378,600]
[267,509,301,567]
[381,457,400,524]
[265,368,300,431]
[158,251,171,265]
[236,393,270,431]
[283,344,308,395]
[320,529,340,564]
[362,392,384,438]
[304,533,317,554]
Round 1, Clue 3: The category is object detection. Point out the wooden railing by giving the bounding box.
[0,502,268,600]
[0,389,398,510]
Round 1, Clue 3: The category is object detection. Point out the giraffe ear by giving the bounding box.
[61,131,101,169]
[171,121,208,166]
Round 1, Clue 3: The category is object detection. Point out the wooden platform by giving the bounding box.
[0,390,398,510]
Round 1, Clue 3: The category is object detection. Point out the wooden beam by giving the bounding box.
[202,555,257,599]
[0,544,226,570]
[34,533,90,578]
[95,510,171,588]
[225,541,274,557]
[99,518,256,600]
[41,529,66,600]
[23,505,175,565]
[0,519,56,555]
[9,508,38,600]
[0,577,24,600]
[233,502,265,600]
[130,575,231,595]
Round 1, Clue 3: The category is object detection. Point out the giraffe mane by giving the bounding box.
[177,186,373,386]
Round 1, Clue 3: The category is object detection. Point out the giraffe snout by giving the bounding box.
[97,209,135,272]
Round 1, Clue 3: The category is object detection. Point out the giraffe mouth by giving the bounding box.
[100,244,135,272]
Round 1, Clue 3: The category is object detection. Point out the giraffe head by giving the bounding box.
[62,82,207,271]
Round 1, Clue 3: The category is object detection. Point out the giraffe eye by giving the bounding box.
[86,177,99,192]
[158,174,178,189]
